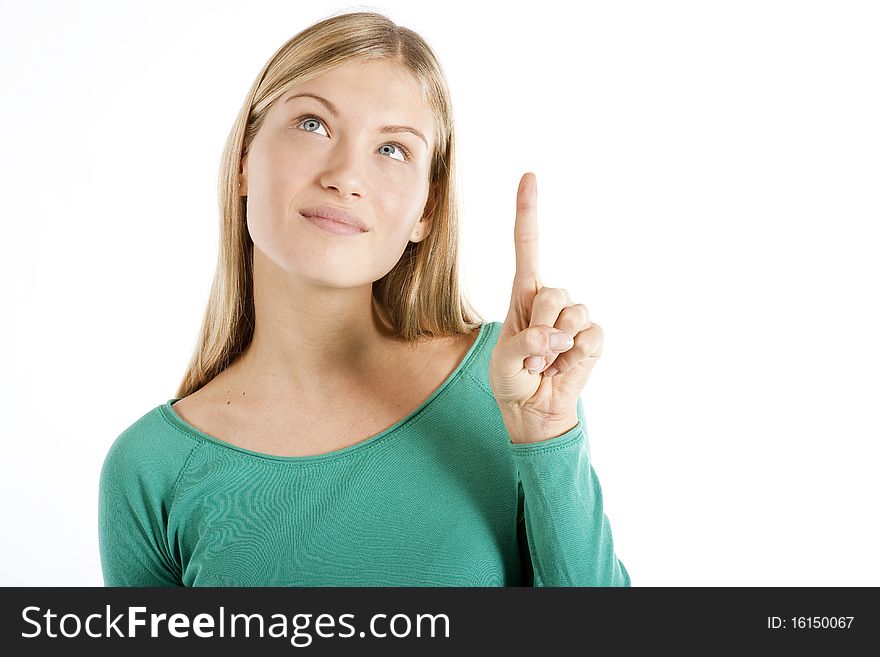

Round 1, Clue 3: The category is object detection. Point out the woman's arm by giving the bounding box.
[98,426,192,587]
[511,396,630,587]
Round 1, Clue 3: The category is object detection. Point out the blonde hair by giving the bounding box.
[174,9,484,399]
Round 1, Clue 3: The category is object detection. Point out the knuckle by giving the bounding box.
[528,327,548,354]
[514,231,538,244]
[576,304,591,324]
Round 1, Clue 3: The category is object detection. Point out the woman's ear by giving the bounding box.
[239,153,249,196]
[411,183,438,243]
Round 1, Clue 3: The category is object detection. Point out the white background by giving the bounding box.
[1,0,877,586]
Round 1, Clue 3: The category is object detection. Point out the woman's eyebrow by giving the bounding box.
[285,92,428,148]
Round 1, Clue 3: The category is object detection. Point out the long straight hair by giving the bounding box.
[174,10,484,400]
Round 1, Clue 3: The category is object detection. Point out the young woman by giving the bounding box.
[98,10,630,587]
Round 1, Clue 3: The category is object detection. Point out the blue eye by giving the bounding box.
[295,115,412,162]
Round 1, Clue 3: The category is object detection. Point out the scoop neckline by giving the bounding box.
[158,321,494,464]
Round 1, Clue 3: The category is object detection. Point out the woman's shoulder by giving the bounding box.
[460,320,502,375]
[100,401,203,494]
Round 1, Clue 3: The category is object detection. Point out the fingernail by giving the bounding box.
[525,355,544,370]
[545,366,559,377]
[550,332,573,351]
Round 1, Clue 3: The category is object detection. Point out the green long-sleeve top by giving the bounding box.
[98,321,630,587]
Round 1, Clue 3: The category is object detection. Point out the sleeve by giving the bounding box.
[510,396,631,587]
[98,425,194,587]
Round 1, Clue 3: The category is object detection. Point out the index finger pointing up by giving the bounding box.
[514,172,540,281]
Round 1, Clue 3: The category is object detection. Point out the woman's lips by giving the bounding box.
[300,213,367,236]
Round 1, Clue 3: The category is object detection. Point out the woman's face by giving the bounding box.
[240,58,438,288]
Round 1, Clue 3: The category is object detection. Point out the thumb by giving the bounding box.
[495,325,573,378]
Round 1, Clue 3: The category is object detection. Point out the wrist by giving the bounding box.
[501,410,579,445]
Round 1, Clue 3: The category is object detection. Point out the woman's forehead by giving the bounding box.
[276,63,436,148]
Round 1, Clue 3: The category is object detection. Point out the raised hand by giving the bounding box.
[488,172,604,444]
